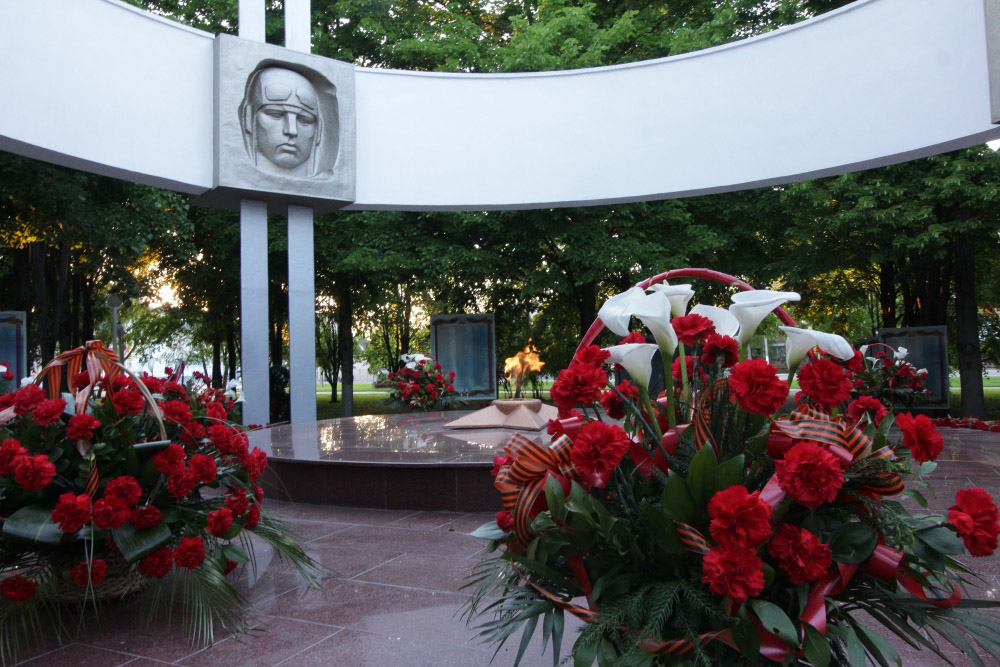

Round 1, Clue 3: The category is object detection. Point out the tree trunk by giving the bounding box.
[337,284,354,418]
[70,271,82,349]
[30,242,54,363]
[954,238,985,418]
[13,247,31,366]
[53,242,71,354]
[81,277,94,342]
[578,281,597,340]
[226,326,237,381]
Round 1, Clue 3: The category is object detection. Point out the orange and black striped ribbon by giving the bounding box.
[674,521,712,555]
[693,377,729,453]
[494,433,581,545]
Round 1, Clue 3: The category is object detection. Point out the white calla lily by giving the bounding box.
[647,283,695,317]
[604,343,658,391]
[689,304,739,338]
[597,286,647,337]
[779,326,854,377]
[895,347,908,360]
[729,290,801,346]
[629,292,677,357]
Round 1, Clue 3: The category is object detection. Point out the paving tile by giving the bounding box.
[317,523,484,558]
[266,501,415,526]
[177,616,340,666]
[353,552,479,593]
[386,510,466,529]
[18,644,139,666]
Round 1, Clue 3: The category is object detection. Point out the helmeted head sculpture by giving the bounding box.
[239,67,322,178]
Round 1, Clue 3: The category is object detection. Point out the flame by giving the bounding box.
[504,340,545,398]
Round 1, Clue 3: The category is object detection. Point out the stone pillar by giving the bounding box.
[239,200,269,426]
[287,204,317,422]
[284,0,311,53]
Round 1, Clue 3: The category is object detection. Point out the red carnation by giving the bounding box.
[1,575,36,602]
[573,345,611,368]
[207,507,234,536]
[246,448,268,482]
[0,439,27,475]
[71,370,91,389]
[179,421,206,446]
[130,506,163,530]
[708,486,773,550]
[618,332,646,345]
[14,454,56,491]
[775,442,844,509]
[167,468,198,498]
[491,455,514,478]
[671,313,716,346]
[224,559,239,575]
[137,547,173,578]
[139,375,164,393]
[225,489,249,515]
[160,400,193,425]
[767,524,832,584]
[700,334,739,368]
[189,454,218,484]
[728,359,789,416]
[66,414,101,440]
[163,381,188,398]
[70,559,107,588]
[153,444,187,475]
[496,511,515,533]
[896,413,944,463]
[105,476,143,507]
[797,359,853,411]
[701,548,764,605]
[32,398,66,427]
[600,379,640,420]
[205,402,227,421]
[549,363,608,415]
[208,423,231,448]
[110,390,146,415]
[671,356,708,386]
[244,504,261,529]
[949,488,1000,557]
[847,396,888,427]
[91,497,131,529]
[570,421,631,488]
[51,493,92,533]
[252,485,264,503]
[12,385,45,416]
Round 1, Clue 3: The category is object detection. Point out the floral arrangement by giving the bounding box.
[0,342,321,663]
[387,355,457,410]
[842,342,930,410]
[932,416,1000,433]
[0,363,14,396]
[466,270,1000,667]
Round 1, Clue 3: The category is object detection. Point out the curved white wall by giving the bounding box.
[1,0,998,209]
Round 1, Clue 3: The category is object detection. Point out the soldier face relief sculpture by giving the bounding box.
[240,67,322,178]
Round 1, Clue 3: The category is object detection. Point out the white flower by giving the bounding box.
[779,326,854,374]
[894,347,908,360]
[689,304,739,338]
[647,283,695,318]
[859,344,869,355]
[19,376,34,388]
[629,292,677,357]
[597,286,647,337]
[401,353,433,369]
[604,343,658,391]
[729,290,801,346]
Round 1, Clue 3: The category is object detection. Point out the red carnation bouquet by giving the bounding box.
[465,270,1000,666]
[386,355,458,410]
[0,342,322,660]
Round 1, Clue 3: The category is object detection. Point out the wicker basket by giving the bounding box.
[2,549,147,603]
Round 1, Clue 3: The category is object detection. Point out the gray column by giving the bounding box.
[287,204,317,422]
[284,0,311,53]
[238,0,265,41]
[239,200,269,426]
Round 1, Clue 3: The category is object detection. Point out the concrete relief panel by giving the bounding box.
[202,33,356,212]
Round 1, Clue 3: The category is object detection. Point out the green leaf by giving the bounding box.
[220,543,249,563]
[661,471,697,524]
[903,488,928,508]
[686,445,719,507]
[111,521,172,562]
[802,623,830,667]
[545,475,566,522]
[132,439,172,453]
[716,454,746,489]
[915,461,937,477]
[1,505,64,545]
[515,611,539,667]
[916,526,965,555]
[471,521,508,540]
[750,599,798,645]
[856,623,900,667]
[843,624,866,666]
[829,522,878,563]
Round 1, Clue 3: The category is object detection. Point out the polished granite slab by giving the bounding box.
[248,411,545,465]
[11,427,1000,666]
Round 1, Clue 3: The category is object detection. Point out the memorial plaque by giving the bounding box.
[0,312,27,382]
[878,326,949,410]
[431,314,496,399]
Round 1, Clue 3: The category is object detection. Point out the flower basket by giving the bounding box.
[465,269,1000,666]
[0,341,324,663]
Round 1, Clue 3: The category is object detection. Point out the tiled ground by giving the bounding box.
[12,427,1000,666]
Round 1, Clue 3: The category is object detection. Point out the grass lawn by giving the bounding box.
[948,375,1000,388]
